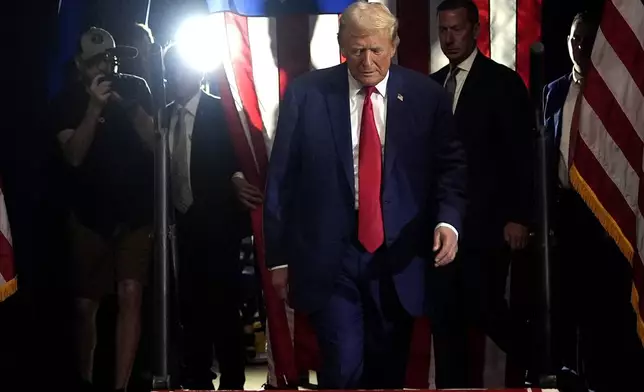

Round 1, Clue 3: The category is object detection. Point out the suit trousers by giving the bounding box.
[308,240,414,389]
[176,210,246,389]
[433,242,523,388]
[553,189,644,391]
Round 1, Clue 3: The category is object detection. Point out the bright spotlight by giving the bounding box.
[175,15,222,72]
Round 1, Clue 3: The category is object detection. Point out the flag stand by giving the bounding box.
[530,42,557,389]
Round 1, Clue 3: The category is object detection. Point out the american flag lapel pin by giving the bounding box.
[397,93,404,102]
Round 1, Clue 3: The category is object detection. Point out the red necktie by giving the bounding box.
[358,86,384,253]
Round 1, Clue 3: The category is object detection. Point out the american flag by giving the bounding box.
[0,178,17,302]
[205,0,541,147]
[569,0,644,345]
[205,0,541,388]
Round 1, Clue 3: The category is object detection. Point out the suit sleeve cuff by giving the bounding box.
[268,264,288,271]
[435,222,458,238]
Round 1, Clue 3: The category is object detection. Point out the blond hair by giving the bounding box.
[339,1,400,46]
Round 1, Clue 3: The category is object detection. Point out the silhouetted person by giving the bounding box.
[50,27,155,392]
[544,12,644,391]
[164,44,259,390]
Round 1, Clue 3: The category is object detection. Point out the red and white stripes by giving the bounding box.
[208,0,540,150]
[427,0,541,82]
[0,180,17,302]
[571,0,644,343]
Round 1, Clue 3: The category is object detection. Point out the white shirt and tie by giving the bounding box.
[270,71,459,270]
[443,48,478,113]
[347,71,458,234]
[348,69,388,209]
[558,68,583,188]
[170,91,201,213]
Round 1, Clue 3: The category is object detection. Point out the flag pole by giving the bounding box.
[530,42,556,387]
[144,0,151,26]
[150,42,171,391]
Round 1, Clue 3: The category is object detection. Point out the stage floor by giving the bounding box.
[158,388,558,392]
[214,365,558,392]
[244,364,272,389]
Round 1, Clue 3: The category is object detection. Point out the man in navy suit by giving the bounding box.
[264,2,467,389]
[544,12,644,391]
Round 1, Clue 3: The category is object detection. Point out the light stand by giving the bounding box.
[150,42,171,391]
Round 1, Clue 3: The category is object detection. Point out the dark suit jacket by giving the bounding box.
[543,73,573,175]
[431,52,535,248]
[543,73,574,223]
[168,91,250,241]
[264,63,467,316]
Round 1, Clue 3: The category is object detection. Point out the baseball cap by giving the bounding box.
[79,27,138,61]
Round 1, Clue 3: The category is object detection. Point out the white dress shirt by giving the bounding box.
[347,70,458,236]
[169,91,201,210]
[348,70,388,209]
[558,68,583,188]
[443,48,478,113]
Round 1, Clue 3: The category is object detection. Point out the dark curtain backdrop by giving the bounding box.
[0,0,71,389]
[0,0,605,388]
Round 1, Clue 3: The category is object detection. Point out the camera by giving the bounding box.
[98,72,142,113]
[100,72,129,95]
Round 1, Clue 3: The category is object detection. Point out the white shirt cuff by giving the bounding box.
[268,265,288,271]
[232,171,245,180]
[435,222,458,238]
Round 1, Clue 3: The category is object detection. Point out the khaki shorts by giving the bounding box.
[69,215,153,300]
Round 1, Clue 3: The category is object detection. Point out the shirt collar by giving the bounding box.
[452,48,478,73]
[572,67,583,84]
[178,90,202,116]
[348,69,389,98]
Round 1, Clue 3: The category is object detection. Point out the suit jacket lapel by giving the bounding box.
[432,67,449,86]
[193,91,208,136]
[553,73,573,151]
[190,92,211,175]
[384,67,404,182]
[453,52,484,118]
[553,106,564,152]
[325,65,355,196]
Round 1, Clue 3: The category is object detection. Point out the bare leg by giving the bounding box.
[75,298,100,382]
[115,279,143,390]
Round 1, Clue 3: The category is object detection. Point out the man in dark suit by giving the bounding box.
[544,12,644,391]
[430,0,534,387]
[264,2,467,389]
[163,44,263,390]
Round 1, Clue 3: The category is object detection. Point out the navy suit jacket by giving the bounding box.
[264,63,467,316]
[543,73,573,208]
[544,73,573,159]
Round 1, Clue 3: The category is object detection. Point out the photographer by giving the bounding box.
[50,27,155,392]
